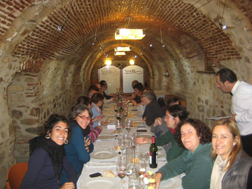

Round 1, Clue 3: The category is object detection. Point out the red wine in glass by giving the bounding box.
[118,172,126,179]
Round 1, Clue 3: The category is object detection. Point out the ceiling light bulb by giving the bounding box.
[150,44,153,47]
[129,60,135,65]
[57,26,62,31]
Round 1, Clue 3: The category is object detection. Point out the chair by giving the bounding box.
[6,162,28,189]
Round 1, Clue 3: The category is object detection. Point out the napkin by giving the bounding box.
[107,124,116,130]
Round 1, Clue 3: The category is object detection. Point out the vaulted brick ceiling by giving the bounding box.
[1,0,251,73]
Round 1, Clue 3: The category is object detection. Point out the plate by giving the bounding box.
[90,150,118,160]
[207,116,231,120]
[81,177,120,189]
[98,134,114,140]
[159,176,182,189]
[138,133,153,138]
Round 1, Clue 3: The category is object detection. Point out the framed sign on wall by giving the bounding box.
[122,65,144,93]
[98,66,121,94]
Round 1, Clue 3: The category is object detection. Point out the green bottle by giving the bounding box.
[149,136,158,168]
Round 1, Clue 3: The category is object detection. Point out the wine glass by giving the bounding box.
[125,119,132,133]
[116,120,122,132]
[117,155,126,189]
[114,105,118,113]
[116,111,122,120]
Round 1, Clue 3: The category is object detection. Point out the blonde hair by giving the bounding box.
[211,118,242,171]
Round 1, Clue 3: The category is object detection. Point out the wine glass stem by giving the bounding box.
[120,178,123,188]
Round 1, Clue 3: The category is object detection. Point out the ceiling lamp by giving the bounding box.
[115,29,145,40]
[129,59,135,65]
[114,47,131,51]
[105,60,112,66]
[114,52,126,56]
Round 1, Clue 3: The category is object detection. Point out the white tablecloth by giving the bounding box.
[77,102,182,189]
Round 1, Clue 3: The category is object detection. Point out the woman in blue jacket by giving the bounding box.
[61,104,94,184]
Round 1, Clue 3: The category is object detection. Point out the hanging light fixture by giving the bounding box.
[129,59,135,65]
[114,52,126,56]
[105,60,112,66]
[114,47,131,51]
[115,29,145,40]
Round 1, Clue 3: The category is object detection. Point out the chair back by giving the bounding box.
[6,162,28,189]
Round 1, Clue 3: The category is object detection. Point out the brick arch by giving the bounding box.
[3,0,243,71]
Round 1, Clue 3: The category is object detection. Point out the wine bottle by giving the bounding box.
[149,136,158,168]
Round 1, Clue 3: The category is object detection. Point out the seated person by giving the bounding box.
[99,80,113,100]
[151,98,182,137]
[131,83,144,106]
[88,85,99,98]
[131,80,139,88]
[135,105,188,162]
[210,118,252,189]
[20,114,76,189]
[151,119,212,189]
[76,96,103,143]
[61,105,94,184]
[91,93,106,127]
[141,89,165,126]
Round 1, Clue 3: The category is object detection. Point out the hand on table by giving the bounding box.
[92,115,103,122]
[60,182,75,189]
[149,173,162,189]
[153,117,163,126]
[135,137,152,145]
[101,121,108,126]
[131,93,136,99]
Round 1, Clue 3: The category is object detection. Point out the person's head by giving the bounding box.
[88,85,99,92]
[164,105,189,129]
[175,118,212,153]
[216,68,237,93]
[133,83,144,96]
[91,92,104,107]
[44,114,71,146]
[88,85,99,98]
[77,96,92,109]
[167,98,181,108]
[68,104,93,129]
[99,80,108,90]
[141,89,156,105]
[132,80,139,88]
[95,83,102,92]
[211,118,241,170]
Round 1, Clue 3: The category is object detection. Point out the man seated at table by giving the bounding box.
[142,89,165,126]
[88,85,99,98]
[99,80,113,100]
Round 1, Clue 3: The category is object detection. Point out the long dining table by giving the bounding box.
[77,101,183,189]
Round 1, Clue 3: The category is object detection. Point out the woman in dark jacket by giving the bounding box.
[20,114,76,189]
[210,118,252,189]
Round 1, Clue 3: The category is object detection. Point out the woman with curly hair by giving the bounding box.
[210,118,252,189]
[151,118,212,189]
[20,114,76,189]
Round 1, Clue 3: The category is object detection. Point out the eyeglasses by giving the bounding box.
[165,115,174,119]
[78,115,91,121]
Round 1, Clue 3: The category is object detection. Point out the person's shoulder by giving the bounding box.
[196,143,212,159]
[237,81,252,92]
[31,148,48,157]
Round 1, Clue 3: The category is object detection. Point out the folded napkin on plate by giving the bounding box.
[86,161,116,167]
